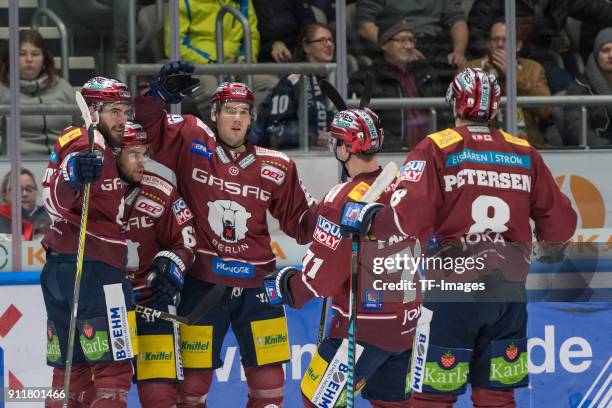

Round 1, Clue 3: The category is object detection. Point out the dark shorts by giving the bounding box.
[301,337,412,406]
[177,274,290,370]
[41,252,136,368]
[410,299,528,395]
[134,299,182,382]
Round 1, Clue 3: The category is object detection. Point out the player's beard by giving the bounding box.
[97,120,123,148]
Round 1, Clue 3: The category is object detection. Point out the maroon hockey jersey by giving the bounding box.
[289,168,422,352]
[123,171,195,297]
[42,126,127,270]
[373,125,577,282]
[134,95,316,287]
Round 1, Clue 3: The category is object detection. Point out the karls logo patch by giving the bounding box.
[313,215,342,250]
[207,199,251,243]
[399,161,426,183]
[172,198,193,225]
[212,257,254,278]
[189,140,213,159]
[135,197,164,218]
[261,164,286,185]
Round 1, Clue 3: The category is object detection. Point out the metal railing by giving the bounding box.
[31,8,69,81]
[215,6,254,89]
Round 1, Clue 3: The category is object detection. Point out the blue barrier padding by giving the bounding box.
[0,272,41,285]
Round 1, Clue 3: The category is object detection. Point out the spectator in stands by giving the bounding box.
[0,167,50,240]
[252,0,317,63]
[564,27,612,147]
[0,29,75,156]
[463,20,554,148]
[349,19,441,151]
[250,23,335,149]
[356,0,468,70]
[164,0,278,119]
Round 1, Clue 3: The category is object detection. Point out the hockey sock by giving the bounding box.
[138,381,180,408]
[471,387,515,407]
[178,370,213,407]
[245,365,285,408]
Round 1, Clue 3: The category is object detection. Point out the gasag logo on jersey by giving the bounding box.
[167,114,184,125]
[172,198,193,225]
[135,197,164,218]
[261,164,286,185]
[189,140,213,159]
[313,215,342,250]
[399,161,426,183]
[212,257,255,278]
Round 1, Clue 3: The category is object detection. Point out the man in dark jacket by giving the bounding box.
[349,19,442,151]
[563,27,612,147]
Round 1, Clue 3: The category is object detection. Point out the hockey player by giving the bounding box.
[116,122,196,407]
[263,108,421,408]
[342,68,577,407]
[41,77,137,407]
[133,61,317,407]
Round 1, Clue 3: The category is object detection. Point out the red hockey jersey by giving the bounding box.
[123,171,196,298]
[42,126,127,269]
[372,125,577,282]
[289,168,422,352]
[134,95,316,287]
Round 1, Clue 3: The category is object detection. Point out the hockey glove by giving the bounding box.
[146,251,186,305]
[263,267,299,307]
[62,150,103,189]
[149,60,200,104]
[340,201,384,238]
[533,241,569,264]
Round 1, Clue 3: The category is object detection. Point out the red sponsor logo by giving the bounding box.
[440,351,456,368]
[505,343,519,361]
[261,165,286,185]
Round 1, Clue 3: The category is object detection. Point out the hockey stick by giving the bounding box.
[134,284,228,325]
[62,92,96,407]
[346,161,398,408]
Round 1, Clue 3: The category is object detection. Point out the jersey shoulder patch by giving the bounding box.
[141,173,174,197]
[58,127,83,147]
[500,130,530,147]
[347,181,370,201]
[427,128,463,149]
[255,146,290,163]
[134,195,165,218]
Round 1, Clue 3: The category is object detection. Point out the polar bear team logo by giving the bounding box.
[207,200,252,243]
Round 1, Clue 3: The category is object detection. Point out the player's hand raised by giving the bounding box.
[149,60,200,104]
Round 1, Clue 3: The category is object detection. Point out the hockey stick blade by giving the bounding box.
[362,162,398,203]
[358,72,373,109]
[75,91,95,151]
[135,284,228,325]
[319,79,348,111]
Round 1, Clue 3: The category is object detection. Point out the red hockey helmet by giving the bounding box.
[329,108,384,155]
[81,77,132,106]
[445,68,501,122]
[121,122,148,147]
[210,82,255,113]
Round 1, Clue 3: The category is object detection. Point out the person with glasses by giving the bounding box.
[41,77,137,407]
[115,122,196,408]
[462,20,554,149]
[0,167,49,240]
[356,0,468,70]
[350,19,442,151]
[250,23,335,149]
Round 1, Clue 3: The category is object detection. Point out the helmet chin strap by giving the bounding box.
[334,148,352,179]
